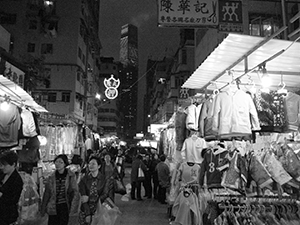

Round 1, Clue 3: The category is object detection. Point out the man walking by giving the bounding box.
[156,154,170,204]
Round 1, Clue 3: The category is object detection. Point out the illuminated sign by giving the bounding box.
[104,74,120,99]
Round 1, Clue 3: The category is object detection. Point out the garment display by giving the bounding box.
[178,162,201,185]
[199,146,228,189]
[175,109,187,150]
[181,134,207,164]
[19,108,38,138]
[284,92,300,131]
[0,103,21,147]
[39,124,79,161]
[218,150,247,194]
[185,103,202,131]
[172,187,202,225]
[198,96,217,140]
[212,88,260,137]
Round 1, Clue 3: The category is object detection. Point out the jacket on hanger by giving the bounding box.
[212,89,260,137]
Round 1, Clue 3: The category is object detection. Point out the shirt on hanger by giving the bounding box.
[181,135,207,164]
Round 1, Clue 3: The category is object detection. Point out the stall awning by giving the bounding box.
[0,75,48,112]
[182,33,300,90]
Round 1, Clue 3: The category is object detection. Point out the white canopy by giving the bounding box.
[182,33,300,91]
[0,75,48,112]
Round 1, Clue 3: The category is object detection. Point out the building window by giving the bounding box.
[78,47,82,59]
[249,15,280,38]
[48,92,56,102]
[82,54,85,64]
[182,49,187,64]
[27,43,35,53]
[28,19,37,30]
[0,13,17,24]
[62,92,70,102]
[41,43,53,54]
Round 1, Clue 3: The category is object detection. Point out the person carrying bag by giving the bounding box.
[130,155,147,201]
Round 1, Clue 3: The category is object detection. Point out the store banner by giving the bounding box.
[218,0,243,33]
[157,0,218,27]
[1,60,25,88]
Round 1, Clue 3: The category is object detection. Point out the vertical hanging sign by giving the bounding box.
[104,74,120,100]
[218,0,243,33]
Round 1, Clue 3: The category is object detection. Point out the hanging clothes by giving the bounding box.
[185,103,202,131]
[247,152,273,189]
[198,97,217,140]
[283,92,300,132]
[278,143,300,182]
[218,150,247,194]
[261,150,292,186]
[254,90,286,132]
[181,135,207,164]
[199,147,228,189]
[212,89,260,138]
[19,108,38,138]
[175,109,187,151]
[0,103,21,147]
[178,162,201,185]
[172,188,201,225]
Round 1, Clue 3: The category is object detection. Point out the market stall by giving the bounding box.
[158,32,300,225]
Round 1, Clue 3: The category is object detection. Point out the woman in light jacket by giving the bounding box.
[41,154,79,225]
[78,155,108,225]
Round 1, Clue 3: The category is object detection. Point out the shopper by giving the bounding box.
[150,153,160,199]
[130,154,147,201]
[78,155,108,225]
[115,149,125,181]
[101,153,119,202]
[156,154,170,204]
[41,154,79,225]
[143,154,152,198]
[0,151,23,225]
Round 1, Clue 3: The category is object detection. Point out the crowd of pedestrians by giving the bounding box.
[130,152,170,204]
[0,145,169,225]
[0,145,125,225]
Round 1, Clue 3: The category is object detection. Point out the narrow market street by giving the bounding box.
[114,166,170,225]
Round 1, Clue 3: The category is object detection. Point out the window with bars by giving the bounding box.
[48,92,56,102]
[27,43,35,53]
[62,92,70,102]
[41,43,53,54]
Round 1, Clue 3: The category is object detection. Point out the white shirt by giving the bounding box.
[181,135,207,164]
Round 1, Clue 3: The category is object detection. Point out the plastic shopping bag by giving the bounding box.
[91,198,121,225]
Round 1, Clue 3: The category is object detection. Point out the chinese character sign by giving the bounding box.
[104,74,120,100]
[218,0,243,33]
[157,0,219,27]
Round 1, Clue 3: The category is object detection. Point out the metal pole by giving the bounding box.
[281,0,288,40]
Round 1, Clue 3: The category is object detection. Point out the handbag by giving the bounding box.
[138,165,145,181]
[114,179,126,195]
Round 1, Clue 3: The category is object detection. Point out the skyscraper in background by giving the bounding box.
[119,24,138,142]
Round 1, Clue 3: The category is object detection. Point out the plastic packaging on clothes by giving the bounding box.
[262,151,292,185]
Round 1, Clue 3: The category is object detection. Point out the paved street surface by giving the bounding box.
[114,167,170,225]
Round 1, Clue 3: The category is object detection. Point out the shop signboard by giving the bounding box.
[1,60,25,88]
[157,0,219,27]
[218,0,243,33]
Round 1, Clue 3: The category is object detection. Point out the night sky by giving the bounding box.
[99,0,180,132]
